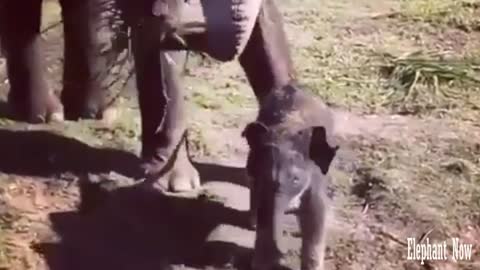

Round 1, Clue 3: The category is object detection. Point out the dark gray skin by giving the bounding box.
[242,84,339,270]
[0,0,109,122]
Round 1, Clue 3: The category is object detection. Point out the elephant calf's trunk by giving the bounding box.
[253,191,291,269]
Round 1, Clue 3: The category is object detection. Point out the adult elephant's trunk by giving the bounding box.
[179,0,264,61]
[270,192,290,251]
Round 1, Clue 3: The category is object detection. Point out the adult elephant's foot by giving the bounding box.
[61,90,106,121]
[141,141,200,193]
[8,91,64,124]
[61,94,121,124]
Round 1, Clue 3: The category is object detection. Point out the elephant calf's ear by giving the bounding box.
[309,126,339,174]
[242,121,269,147]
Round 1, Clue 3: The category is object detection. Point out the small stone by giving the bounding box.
[102,107,120,125]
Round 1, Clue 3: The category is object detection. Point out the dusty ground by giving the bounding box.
[1,0,480,269]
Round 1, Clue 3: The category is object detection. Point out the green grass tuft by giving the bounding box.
[375,50,480,105]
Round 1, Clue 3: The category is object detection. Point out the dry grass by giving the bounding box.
[0,178,20,270]
[0,222,7,269]
[0,181,8,270]
[280,0,480,119]
[400,0,480,31]
[373,50,480,114]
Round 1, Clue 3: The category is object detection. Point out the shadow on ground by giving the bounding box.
[0,128,256,269]
[33,178,253,270]
[0,128,141,178]
[194,162,248,188]
[0,100,10,119]
[0,128,250,186]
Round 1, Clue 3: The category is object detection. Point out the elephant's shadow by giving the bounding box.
[0,101,13,122]
[0,128,255,270]
[33,183,254,270]
[0,128,141,178]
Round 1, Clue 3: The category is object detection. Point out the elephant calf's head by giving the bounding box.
[243,121,338,212]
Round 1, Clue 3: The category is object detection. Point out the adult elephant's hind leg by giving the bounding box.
[132,25,199,192]
[59,0,108,120]
[0,0,63,123]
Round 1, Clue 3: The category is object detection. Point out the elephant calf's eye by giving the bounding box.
[292,176,300,185]
[289,165,303,186]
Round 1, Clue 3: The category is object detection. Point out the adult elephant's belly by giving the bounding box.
[176,0,263,62]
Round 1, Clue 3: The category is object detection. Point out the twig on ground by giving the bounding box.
[377,229,408,247]
[370,11,401,20]
[361,202,369,214]
[41,20,63,34]
[419,228,435,243]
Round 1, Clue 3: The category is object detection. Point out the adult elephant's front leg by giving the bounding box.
[59,0,108,120]
[0,0,63,123]
[131,25,200,192]
[239,0,295,100]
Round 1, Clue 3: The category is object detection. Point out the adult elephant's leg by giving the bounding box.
[0,0,63,123]
[58,0,108,120]
[239,0,295,100]
[131,24,200,192]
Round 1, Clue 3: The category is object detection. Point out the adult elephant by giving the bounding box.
[0,0,297,192]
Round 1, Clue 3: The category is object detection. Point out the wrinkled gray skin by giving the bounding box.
[0,0,278,192]
[243,84,339,270]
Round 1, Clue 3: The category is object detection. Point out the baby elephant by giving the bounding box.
[242,84,338,270]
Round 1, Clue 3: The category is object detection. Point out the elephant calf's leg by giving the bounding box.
[1,0,63,123]
[132,23,199,192]
[298,186,328,270]
[59,0,108,120]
